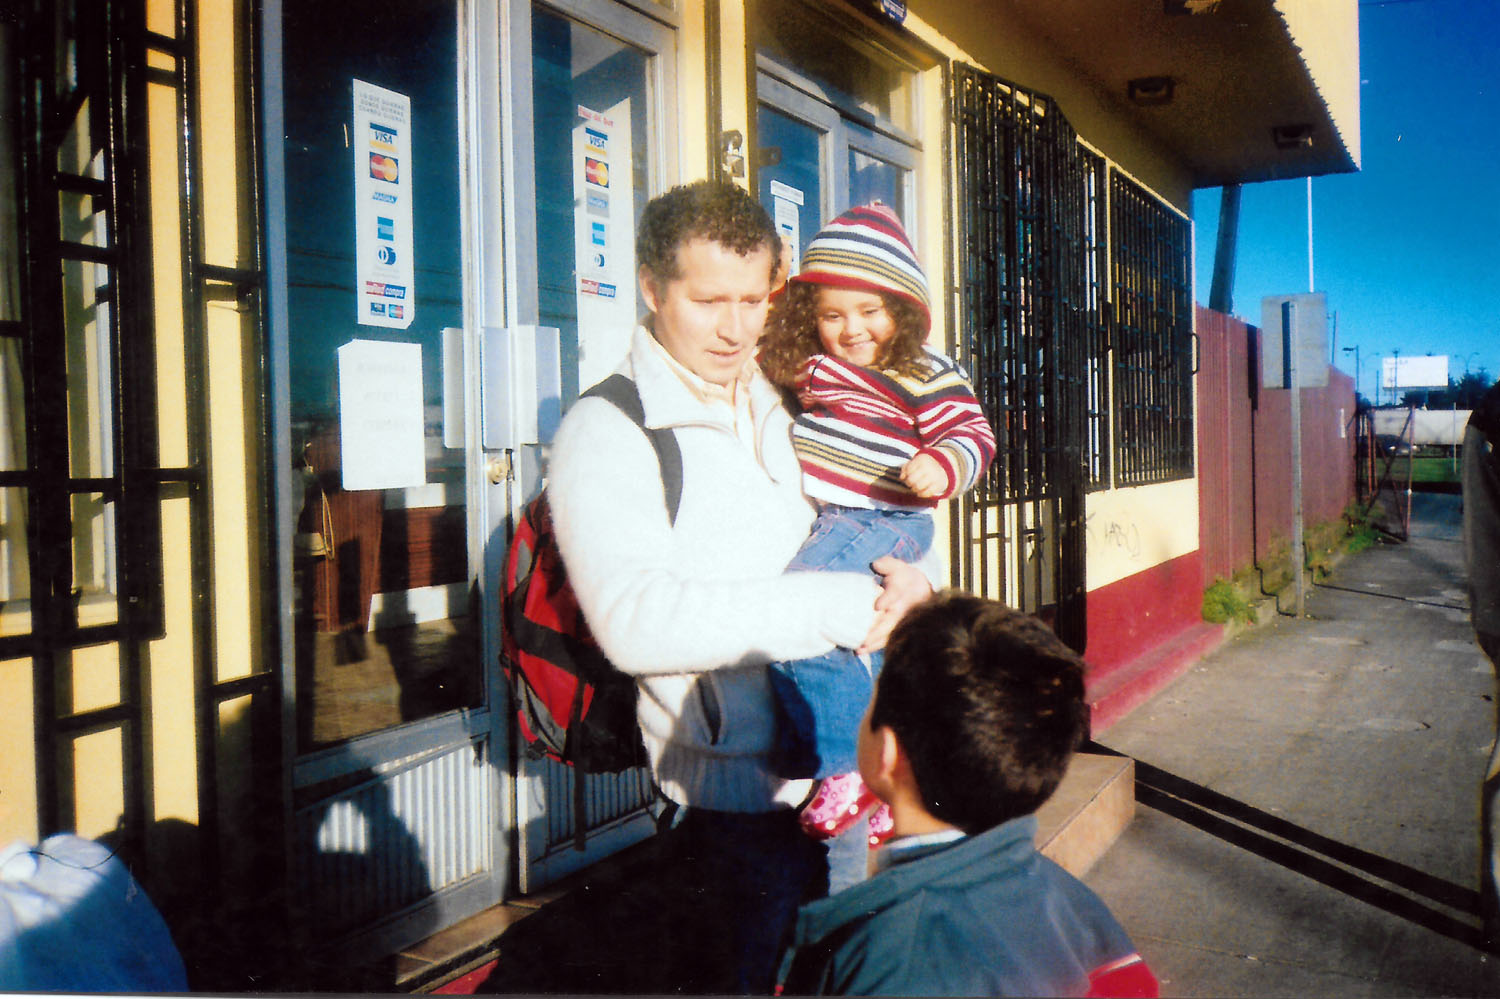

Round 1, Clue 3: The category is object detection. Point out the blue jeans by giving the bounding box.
[769,506,933,779]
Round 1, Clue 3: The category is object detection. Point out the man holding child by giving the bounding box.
[548,179,1154,996]
[546,180,930,992]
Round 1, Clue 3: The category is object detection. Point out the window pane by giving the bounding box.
[282,0,478,751]
[756,104,823,268]
[757,0,914,133]
[0,21,19,324]
[847,147,905,221]
[0,487,28,618]
[71,491,117,625]
[532,7,653,397]
[1,23,25,475]
[62,257,115,480]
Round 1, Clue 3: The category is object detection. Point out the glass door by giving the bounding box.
[503,0,677,892]
[270,0,503,960]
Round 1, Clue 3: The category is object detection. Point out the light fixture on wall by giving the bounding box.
[720,129,746,179]
[1127,76,1175,106]
[1272,123,1315,150]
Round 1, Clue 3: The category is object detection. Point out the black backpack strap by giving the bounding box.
[582,373,684,525]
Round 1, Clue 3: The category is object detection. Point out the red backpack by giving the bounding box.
[501,374,682,775]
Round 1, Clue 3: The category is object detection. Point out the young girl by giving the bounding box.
[760,203,997,846]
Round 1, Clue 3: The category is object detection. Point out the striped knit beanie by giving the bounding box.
[791,202,930,332]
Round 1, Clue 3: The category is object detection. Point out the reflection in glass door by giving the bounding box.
[512,0,673,891]
[849,139,907,220]
[283,1,479,753]
[533,4,654,401]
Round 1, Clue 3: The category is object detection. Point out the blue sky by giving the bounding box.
[1191,0,1500,403]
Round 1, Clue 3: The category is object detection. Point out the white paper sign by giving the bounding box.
[573,101,636,391]
[337,339,426,491]
[770,180,805,277]
[354,79,415,329]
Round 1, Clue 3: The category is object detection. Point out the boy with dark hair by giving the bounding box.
[777,591,1159,997]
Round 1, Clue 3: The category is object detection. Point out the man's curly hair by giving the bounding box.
[759,282,931,389]
[637,181,781,286]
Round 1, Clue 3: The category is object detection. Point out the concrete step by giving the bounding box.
[1085,621,1224,735]
[1035,752,1136,877]
[410,755,1141,993]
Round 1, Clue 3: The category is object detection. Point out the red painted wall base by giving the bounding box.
[1083,549,1224,735]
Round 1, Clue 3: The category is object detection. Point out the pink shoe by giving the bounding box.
[867,803,893,847]
[799,773,879,840]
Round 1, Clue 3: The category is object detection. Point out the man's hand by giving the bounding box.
[899,453,949,499]
[858,555,934,653]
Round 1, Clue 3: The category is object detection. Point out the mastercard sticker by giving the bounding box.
[585,157,609,189]
[369,153,400,183]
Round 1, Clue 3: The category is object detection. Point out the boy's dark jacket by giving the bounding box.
[776,815,1158,997]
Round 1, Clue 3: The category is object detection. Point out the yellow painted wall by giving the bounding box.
[143,0,201,837]
[1085,478,1201,591]
[715,0,751,185]
[908,0,1194,210]
[149,494,200,830]
[141,0,201,843]
[0,659,36,842]
[677,2,711,182]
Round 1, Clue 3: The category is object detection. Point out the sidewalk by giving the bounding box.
[1083,492,1500,997]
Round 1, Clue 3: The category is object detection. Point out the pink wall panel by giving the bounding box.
[1195,306,1357,586]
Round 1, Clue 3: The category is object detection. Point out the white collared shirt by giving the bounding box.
[875,828,969,872]
[642,326,759,453]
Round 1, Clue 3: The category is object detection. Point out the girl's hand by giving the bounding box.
[858,556,934,654]
[899,453,949,499]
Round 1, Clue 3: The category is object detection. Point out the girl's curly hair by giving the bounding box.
[759,282,931,389]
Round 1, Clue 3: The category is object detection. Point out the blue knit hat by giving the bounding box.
[790,202,930,332]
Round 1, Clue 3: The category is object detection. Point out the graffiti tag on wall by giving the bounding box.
[1086,510,1142,560]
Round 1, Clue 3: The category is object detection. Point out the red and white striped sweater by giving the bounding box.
[791,348,997,509]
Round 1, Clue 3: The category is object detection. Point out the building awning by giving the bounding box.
[998,0,1360,186]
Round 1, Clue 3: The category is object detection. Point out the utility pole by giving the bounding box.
[1286,301,1306,619]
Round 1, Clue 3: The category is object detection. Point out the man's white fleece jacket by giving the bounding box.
[547,325,880,813]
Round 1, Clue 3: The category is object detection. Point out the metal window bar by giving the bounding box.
[14,0,164,865]
[172,0,280,904]
[949,63,1089,651]
[1109,169,1193,487]
[1080,149,1110,490]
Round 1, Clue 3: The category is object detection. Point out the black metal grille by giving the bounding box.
[9,1,278,927]
[1110,168,1194,486]
[1080,148,1110,490]
[950,63,1091,651]
[12,0,162,846]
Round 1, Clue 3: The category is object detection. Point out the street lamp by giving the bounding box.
[1342,344,1360,403]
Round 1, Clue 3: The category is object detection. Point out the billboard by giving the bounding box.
[1381,355,1449,391]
